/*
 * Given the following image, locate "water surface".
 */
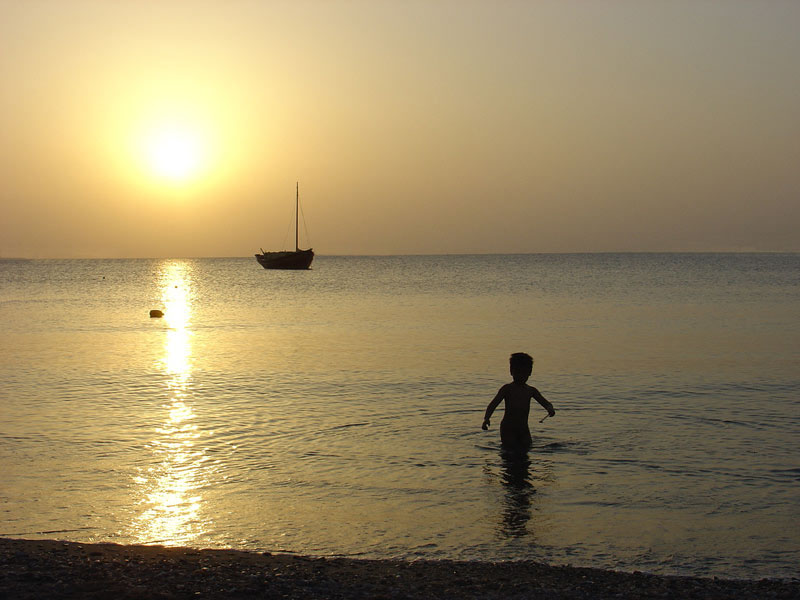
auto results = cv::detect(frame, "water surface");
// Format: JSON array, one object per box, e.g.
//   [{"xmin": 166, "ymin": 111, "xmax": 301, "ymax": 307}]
[{"xmin": 1, "ymin": 254, "xmax": 798, "ymax": 579}]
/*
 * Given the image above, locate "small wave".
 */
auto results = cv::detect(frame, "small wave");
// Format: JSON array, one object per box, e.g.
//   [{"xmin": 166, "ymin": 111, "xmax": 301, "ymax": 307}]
[
  {"xmin": 533, "ymin": 440, "xmax": 588, "ymax": 454},
  {"xmin": 474, "ymin": 443, "xmax": 499, "ymax": 452},
  {"xmin": 323, "ymin": 422, "xmax": 370, "ymax": 431},
  {"xmin": 767, "ymin": 467, "xmax": 800, "ymax": 482},
  {"xmin": 0, "ymin": 527, "xmax": 96, "ymax": 536}
]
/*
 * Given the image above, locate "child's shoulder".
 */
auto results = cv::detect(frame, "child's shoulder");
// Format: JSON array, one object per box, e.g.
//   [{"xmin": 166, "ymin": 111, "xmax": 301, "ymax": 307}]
[{"xmin": 503, "ymin": 382, "xmax": 538, "ymax": 396}]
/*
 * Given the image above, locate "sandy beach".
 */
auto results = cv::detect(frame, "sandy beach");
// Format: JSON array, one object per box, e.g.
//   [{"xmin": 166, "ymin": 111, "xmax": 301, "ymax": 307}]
[{"xmin": 1, "ymin": 538, "xmax": 797, "ymax": 600}]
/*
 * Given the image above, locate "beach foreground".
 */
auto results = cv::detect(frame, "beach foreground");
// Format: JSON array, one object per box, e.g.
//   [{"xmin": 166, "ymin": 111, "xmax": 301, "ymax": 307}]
[{"xmin": 1, "ymin": 538, "xmax": 798, "ymax": 600}]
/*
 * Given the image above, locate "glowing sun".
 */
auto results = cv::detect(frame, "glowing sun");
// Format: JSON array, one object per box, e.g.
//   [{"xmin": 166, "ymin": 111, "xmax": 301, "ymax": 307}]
[{"xmin": 144, "ymin": 127, "xmax": 206, "ymax": 182}]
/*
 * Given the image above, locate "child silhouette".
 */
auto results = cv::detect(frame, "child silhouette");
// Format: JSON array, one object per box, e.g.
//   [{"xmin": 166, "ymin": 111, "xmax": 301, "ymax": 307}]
[{"xmin": 482, "ymin": 353, "xmax": 555, "ymax": 451}]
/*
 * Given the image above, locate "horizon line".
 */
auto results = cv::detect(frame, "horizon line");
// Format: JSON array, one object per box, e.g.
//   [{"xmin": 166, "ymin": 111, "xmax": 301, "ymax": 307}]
[{"xmin": 2, "ymin": 250, "xmax": 798, "ymax": 260}]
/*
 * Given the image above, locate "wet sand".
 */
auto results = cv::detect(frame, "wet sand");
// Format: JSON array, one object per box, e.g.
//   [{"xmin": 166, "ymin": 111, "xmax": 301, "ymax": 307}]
[{"xmin": 1, "ymin": 538, "xmax": 797, "ymax": 599}]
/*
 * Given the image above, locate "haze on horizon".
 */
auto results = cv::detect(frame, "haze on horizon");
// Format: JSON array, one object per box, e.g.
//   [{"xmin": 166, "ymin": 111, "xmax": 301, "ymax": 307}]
[{"xmin": 1, "ymin": 1, "xmax": 798, "ymax": 258}]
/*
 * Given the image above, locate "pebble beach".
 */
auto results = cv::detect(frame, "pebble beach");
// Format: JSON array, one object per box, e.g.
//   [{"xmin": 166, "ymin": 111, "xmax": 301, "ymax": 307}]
[{"xmin": 2, "ymin": 538, "xmax": 798, "ymax": 600}]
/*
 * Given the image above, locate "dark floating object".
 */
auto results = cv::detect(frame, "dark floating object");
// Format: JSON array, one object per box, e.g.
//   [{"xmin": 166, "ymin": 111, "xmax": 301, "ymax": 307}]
[
  {"xmin": 149, "ymin": 309, "xmax": 164, "ymax": 318},
  {"xmin": 256, "ymin": 182, "xmax": 314, "ymax": 270}
]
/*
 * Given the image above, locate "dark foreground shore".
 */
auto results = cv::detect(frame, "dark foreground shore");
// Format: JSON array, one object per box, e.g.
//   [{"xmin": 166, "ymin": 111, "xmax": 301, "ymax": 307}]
[{"xmin": 1, "ymin": 538, "xmax": 798, "ymax": 600}]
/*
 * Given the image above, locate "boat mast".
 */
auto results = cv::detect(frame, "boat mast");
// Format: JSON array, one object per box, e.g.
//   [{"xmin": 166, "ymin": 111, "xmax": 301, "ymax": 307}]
[{"xmin": 295, "ymin": 181, "xmax": 299, "ymax": 252}]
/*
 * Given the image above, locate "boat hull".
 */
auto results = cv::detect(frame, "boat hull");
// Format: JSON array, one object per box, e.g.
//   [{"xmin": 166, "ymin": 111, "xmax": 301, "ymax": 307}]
[{"xmin": 255, "ymin": 249, "xmax": 314, "ymax": 270}]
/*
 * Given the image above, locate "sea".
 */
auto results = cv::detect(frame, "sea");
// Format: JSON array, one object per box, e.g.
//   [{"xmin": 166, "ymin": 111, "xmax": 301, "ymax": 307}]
[{"xmin": 1, "ymin": 254, "xmax": 798, "ymax": 580}]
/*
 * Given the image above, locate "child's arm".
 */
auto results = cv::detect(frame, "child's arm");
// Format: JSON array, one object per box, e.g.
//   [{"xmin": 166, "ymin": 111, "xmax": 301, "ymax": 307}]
[
  {"xmin": 532, "ymin": 387, "xmax": 556, "ymax": 417},
  {"xmin": 482, "ymin": 386, "xmax": 506, "ymax": 430}
]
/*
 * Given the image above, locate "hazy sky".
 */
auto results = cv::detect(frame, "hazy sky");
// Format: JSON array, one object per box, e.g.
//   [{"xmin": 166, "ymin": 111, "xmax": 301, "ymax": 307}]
[{"xmin": 1, "ymin": 1, "xmax": 798, "ymax": 257}]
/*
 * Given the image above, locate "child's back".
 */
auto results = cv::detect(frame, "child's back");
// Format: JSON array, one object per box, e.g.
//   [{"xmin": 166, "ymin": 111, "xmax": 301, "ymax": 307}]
[
  {"xmin": 482, "ymin": 353, "xmax": 555, "ymax": 451},
  {"xmin": 498, "ymin": 382, "xmax": 535, "ymax": 449}
]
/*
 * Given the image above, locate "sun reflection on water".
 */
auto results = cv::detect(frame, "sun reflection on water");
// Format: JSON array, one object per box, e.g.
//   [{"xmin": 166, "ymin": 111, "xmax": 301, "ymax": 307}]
[{"xmin": 132, "ymin": 260, "xmax": 211, "ymax": 546}]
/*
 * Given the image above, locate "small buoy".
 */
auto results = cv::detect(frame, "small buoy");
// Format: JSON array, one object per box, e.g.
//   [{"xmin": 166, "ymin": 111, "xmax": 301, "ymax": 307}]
[{"xmin": 149, "ymin": 309, "xmax": 164, "ymax": 318}]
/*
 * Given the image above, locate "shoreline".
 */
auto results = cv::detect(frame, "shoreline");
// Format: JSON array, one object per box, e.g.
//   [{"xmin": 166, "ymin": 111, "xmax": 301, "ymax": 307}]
[{"xmin": 2, "ymin": 538, "xmax": 798, "ymax": 599}]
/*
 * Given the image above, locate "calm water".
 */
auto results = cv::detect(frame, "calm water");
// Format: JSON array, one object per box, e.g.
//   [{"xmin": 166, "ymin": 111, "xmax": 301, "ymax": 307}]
[{"xmin": 1, "ymin": 254, "xmax": 798, "ymax": 579}]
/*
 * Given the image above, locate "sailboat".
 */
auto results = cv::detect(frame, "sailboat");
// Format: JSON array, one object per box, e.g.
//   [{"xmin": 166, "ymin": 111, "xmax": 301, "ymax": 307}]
[{"xmin": 255, "ymin": 182, "xmax": 315, "ymax": 270}]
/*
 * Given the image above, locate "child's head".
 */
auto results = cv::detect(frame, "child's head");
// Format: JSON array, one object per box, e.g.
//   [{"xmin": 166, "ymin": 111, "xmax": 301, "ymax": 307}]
[{"xmin": 509, "ymin": 352, "xmax": 533, "ymax": 383}]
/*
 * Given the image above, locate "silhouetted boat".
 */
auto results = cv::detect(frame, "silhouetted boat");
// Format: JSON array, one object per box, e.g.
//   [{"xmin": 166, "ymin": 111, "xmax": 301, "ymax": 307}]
[{"xmin": 255, "ymin": 183, "xmax": 314, "ymax": 270}]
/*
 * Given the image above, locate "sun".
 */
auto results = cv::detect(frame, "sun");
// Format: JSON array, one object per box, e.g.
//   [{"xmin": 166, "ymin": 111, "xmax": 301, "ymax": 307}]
[
  {"xmin": 120, "ymin": 97, "xmax": 233, "ymax": 191},
  {"xmin": 144, "ymin": 127, "xmax": 206, "ymax": 183}
]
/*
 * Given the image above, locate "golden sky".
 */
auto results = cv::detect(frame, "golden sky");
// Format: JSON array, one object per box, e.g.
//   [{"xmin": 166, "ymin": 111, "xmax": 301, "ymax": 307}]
[{"xmin": 1, "ymin": 1, "xmax": 798, "ymax": 257}]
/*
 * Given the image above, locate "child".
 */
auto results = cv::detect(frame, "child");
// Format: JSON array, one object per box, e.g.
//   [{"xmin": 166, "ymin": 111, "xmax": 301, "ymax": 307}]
[{"xmin": 482, "ymin": 353, "xmax": 555, "ymax": 451}]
